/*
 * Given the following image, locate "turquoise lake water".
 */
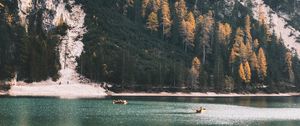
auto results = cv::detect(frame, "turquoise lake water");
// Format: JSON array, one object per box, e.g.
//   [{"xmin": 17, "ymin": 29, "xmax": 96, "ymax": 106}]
[{"xmin": 0, "ymin": 96, "xmax": 300, "ymax": 126}]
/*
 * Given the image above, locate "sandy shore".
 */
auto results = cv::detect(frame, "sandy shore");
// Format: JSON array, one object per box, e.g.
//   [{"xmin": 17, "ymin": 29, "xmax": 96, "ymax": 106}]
[
  {"xmin": 110, "ymin": 92, "xmax": 300, "ymax": 97},
  {"xmin": 3, "ymin": 82, "xmax": 300, "ymax": 98},
  {"xmin": 8, "ymin": 81, "xmax": 107, "ymax": 99}
]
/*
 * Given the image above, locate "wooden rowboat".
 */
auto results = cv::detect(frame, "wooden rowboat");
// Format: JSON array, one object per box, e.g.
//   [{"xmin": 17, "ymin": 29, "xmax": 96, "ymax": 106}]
[{"xmin": 113, "ymin": 100, "xmax": 128, "ymax": 105}]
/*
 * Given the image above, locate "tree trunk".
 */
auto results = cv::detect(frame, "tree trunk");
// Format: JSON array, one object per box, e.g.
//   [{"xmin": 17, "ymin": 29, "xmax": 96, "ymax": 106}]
[{"xmin": 202, "ymin": 45, "xmax": 206, "ymax": 64}]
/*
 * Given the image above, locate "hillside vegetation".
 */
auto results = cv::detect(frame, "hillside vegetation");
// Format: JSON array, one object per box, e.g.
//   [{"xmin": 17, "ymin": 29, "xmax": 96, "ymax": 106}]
[
  {"xmin": 77, "ymin": 0, "xmax": 300, "ymax": 93},
  {"xmin": 1, "ymin": 0, "xmax": 300, "ymax": 93}
]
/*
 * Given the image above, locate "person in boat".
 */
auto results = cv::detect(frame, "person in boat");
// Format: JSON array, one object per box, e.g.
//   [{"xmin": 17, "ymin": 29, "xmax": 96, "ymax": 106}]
[{"xmin": 196, "ymin": 107, "xmax": 206, "ymax": 113}]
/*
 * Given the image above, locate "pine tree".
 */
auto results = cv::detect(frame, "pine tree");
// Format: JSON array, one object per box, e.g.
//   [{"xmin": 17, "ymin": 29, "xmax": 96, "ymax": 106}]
[
  {"xmin": 146, "ymin": 11, "xmax": 159, "ymax": 32},
  {"xmin": 194, "ymin": 15, "xmax": 204, "ymax": 54},
  {"xmin": 229, "ymin": 48, "xmax": 237, "ymax": 64},
  {"xmin": 258, "ymin": 47, "xmax": 267, "ymax": 80}
]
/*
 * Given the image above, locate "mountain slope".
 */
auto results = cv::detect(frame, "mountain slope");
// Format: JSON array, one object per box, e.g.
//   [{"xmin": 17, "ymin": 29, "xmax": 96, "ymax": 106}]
[
  {"xmin": 1, "ymin": 0, "xmax": 300, "ymax": 93},
  {"xmin": 239, "ymin": 0, "xmax": 300, "ymax": 57},
  {"xmin": 77, "ymin": 1, "xmax": 192, "ymax": 87}
]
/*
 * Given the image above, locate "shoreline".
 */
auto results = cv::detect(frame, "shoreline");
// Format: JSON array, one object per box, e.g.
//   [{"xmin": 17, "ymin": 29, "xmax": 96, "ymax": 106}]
[
  {"xmin": 109, "ymin": 92, "xmax": 300, "ymax": 97},
  {"xmin": 1, "ymin": 91, "xmax": 300, "ymax": 98},
  {"xmin": 1, "ymin": 83, "xmax": 300, "ymax": 98}
]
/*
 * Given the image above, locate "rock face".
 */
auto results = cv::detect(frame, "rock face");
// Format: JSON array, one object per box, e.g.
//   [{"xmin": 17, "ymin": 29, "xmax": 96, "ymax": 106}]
[
  {"xmin": 17, "ymin": 0, "xmax": 87, "ymax": 84},
  {"xmin": 238, "ymin": 0, "xmax": 300, "ymax": 57}
]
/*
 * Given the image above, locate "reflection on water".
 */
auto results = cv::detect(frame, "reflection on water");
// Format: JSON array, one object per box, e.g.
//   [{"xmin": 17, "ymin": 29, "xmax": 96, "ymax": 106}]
[{"xmin": 0, "ymin": 96, "xmax": 300, "ymax": 126}]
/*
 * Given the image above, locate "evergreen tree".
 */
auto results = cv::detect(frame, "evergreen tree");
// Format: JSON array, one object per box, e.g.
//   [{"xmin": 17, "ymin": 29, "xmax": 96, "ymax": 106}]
[
  {"xmin": 249, "ymin": 51, "xmax": 259, "ymax": 83},
  {"xmin": 194, "ymin": 15, "xmax": 204, "ymax": 55}
]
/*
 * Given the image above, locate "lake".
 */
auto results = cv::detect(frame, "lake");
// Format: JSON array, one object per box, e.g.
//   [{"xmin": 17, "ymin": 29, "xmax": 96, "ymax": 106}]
[{"xmin": 0, "ymin": 96, "xmax": 300, "ymax": 126}]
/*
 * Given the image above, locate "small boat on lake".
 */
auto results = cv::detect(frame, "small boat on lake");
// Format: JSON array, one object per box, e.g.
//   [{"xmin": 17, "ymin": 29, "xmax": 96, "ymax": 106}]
[
  {"xmin": 113, "ymin": 99, "xmax": 128, "ymax": 104},
  {"xmin": 196, "ymin": 107, "xmax": 206, "ymax": 113}
]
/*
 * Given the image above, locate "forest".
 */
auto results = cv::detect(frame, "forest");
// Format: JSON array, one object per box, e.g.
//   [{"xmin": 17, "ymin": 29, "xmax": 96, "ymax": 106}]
[{"xmin": 1, "ymin": 0, "xmax": 300, "ymax": 93}]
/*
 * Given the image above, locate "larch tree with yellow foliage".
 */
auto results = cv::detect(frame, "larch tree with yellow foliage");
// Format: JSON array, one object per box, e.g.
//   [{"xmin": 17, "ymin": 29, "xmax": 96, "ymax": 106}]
[
  {"xmin": 146, "ymin": 11, "xmax": 159, "ymax": 32},
  {"xmin": 190, "ymin": 57, "xmax": 201, "ymax": 88},
  {"xmin": 239, "ymin": 63, "xmax": 246, "ymax": 82},
  {"xmin": 253, "ymin": 39, "xmax": 260, "ymax": 50},
  {"xmin": 141, "ymin": 0, "xmax": 149, "ymax": 18},
  {"xmin": 230, "ymin": 27, "xmax": 245, "ymax": 63},
  {"xmin": 199, "ymin": 11, "xmax": 214, "ymax": 64},
  {"xmin": 258, "ymin": 47, "xmax": 267, "ymax": 80},
  {"xmin": 184, "ymin": 12, "xmax": 196, "ymax": 47},
  {"xmin": 246, "ymin": 40, "xmax": 252, "ymax": 58},
  {"xmin": 239, "ymin": 61, "xmax": 251, "ymax": 83},
  {"xmin": 258, "ymin": 5, "xmax": 266, "ymax": 25},
  {"xmin": 244, "ymin": 15, "xmax": 253, "ymax": 60},
  {"xmin": 161, "ymin": 0, "xmax": 172, "ymax": 39},
  {"xmin": 244, "ymin": 15, "xmax": 252, "ymax": 44},
  {"xmin": 218, "ymin": 22, "xmax": 232, "ymax": 46},
  {"xmin": 244, "ymin": 61, "xmax": 251, "ymax": 82},
  {"xmin": 285, "ymin": 51, "xmax": 295, "ymax": 83},
  {"xmin": 249, "ymin": 52, "xmax": 259, "ymax": 72},
  {"xmin": 175, "ymin": 0, "xmax": 187, "ymax": 21}
]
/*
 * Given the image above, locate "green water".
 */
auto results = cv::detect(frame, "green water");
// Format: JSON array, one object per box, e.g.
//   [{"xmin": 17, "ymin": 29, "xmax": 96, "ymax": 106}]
[{"xmin": 0, "ymin": 96, "xmax": 300, "ymax": 126}]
